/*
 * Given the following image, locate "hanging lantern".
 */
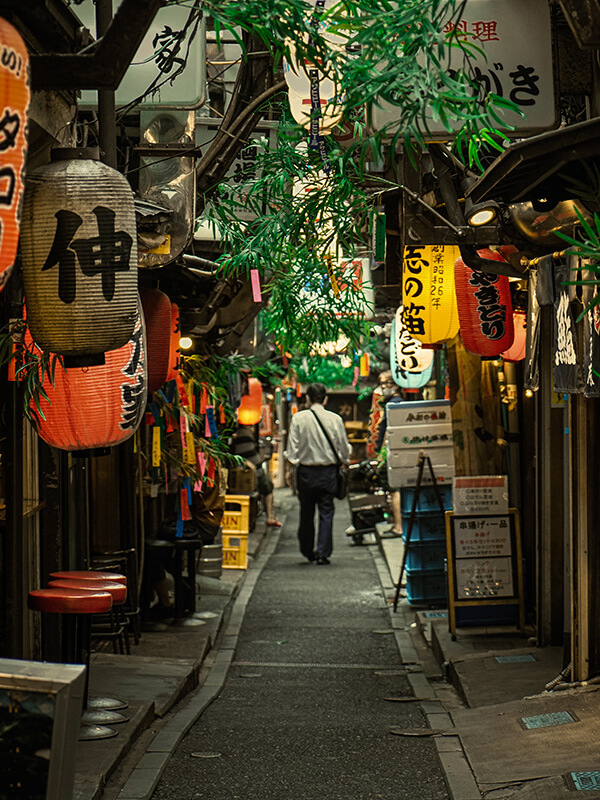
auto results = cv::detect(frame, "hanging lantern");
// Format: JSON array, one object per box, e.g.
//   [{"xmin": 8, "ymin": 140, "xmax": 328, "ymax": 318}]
[
  {"xmin": 140, "ymin": 287, "xmax": 172, "ymax": 393},
  {"xmin": 237, "ymin": 377, "xmax": 262, "ymax": 425},
  {"xmin": 30, "ymin": 308, "xmax": 147, "ymax": 451},
  {"xmin": 166, "ymin": 302, "xmax": 180, "ymax": 382},
  {"xmin": 390, "ymin": 308, "xmax": 434, "ymax": 389},
  {"xmin": 21, "ymin": 147, "xmax": 138, "ymax": 357},
  {"xmin": 455, "ymin": 250, "xmax": 515, "ymax": 357},
  {"xmin": 0, "ymin": 20, "xmax": 30, "ymax": 292},
  {"xmin": 402, "ymin": 245, "xmax": 460, "ymax": 344},
  {"xmin": 502, "ymin": 311, "xmax": 527, "ymax": 362}
]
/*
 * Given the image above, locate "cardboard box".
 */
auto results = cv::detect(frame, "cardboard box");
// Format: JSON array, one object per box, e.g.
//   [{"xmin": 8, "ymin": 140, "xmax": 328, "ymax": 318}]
[
  {"xmin": 387, "ymin": 464, "xmax": 455, "ymax": 488},
  {"xmin": 386, "ymin": 399, "xmax": 451, "ymax": 428},
  {"xmin": 387, "ymin": 445, "xmax": 455, "ymax": 470},
  {"xmin": 227, "ymin": 466, "xmax": 256, "ymax": 494},
  {"xmin": 386, "ymin": 423, "xmax": 453, "ymax": 450}
]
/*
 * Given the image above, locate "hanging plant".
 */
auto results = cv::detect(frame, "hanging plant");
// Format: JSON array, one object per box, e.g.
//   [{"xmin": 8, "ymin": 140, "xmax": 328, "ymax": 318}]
[{"xmin": 0, "ymin": 319, "xmax": 65, "ymax": 423}]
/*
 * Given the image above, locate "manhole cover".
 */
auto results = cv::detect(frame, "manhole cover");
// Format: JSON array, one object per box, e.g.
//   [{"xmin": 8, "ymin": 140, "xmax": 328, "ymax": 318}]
[
  {"xmin": 564, "ymin": 771, "xmax": 600, "ymax": 791},
  {"xmin": 520, "ymin": 711, "xmax": 578, "ymax": 730}
]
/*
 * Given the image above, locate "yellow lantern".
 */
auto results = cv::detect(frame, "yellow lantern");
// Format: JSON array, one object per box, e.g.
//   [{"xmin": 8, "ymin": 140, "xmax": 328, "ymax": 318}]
[{"xmin": 402, "ymin": 245, "xmax": 460, "ymax": 344}]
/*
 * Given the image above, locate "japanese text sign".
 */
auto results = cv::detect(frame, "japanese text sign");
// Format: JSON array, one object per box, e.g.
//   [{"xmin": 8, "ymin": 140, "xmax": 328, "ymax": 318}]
[{"xmin": 372, "ymin": 0, "xmax": 555, "ymax": 137}]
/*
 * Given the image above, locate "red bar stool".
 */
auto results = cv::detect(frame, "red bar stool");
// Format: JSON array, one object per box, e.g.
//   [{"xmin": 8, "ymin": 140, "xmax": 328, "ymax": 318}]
[
  {"xmin": 50, "ymin": 570, "xmax": 127, "ymax": 585},
  {"xmin": 28, "ymin": 587, "xmax": 118, "ymax": 740},
  {"xmin": 51, "ymin": 570, "xmax": 130, "ymax": 654}
]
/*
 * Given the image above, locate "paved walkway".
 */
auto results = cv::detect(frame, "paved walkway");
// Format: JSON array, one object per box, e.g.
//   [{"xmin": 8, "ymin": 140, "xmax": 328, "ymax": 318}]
[{"xmin": 149, "ymin": 496, "xmax": 449, "ymax": 800}]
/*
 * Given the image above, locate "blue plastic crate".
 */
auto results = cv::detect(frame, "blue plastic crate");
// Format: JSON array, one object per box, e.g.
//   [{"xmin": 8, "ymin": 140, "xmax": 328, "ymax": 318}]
[
  {"xmin": 401, "ymin": 510, "xmax": 446, "ymax": 542},
  {"xmin": 401, "ymin": 485, "xmax": 453, "ymax": 514},
  {"xmin": 405, "ymin": 541, "xmax": 447, "ymax": 572},
  {"xmin": 405, "ymin": 569, "xmax": 447, "ymax": 607}
]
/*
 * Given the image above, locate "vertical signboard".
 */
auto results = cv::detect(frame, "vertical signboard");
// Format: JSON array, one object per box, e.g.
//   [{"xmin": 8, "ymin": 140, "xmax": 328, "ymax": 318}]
[
  {"xmin": 372, "ymin": 0, "xmax": 556, "ymax": 137},
  {"xmin": 445, "ymin": 508, "xmax": 525, "ymax": 637}
]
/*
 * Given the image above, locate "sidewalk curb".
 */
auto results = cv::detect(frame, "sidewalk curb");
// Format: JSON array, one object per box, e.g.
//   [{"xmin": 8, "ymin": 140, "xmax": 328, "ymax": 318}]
[
  {"xmin": 370, "ymin": 546, "xmax": 482, "ymax": 800},
  {"xmin": 116, "ymin": 520, "xmax": 286, "ymax": 799}
]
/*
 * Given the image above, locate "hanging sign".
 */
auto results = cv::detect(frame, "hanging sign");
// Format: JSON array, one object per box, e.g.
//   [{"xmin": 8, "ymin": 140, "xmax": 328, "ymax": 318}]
[
  {"xmin": 371, "ymin": 0, "xmax": 556, "ymax": 138},
  {"xmin": 402, "ymin": 245, "xmax": 460, "ymax": 344},
  {"xmin": 390, "ymin": 306, "xmax": 434, "ymax": 389}
]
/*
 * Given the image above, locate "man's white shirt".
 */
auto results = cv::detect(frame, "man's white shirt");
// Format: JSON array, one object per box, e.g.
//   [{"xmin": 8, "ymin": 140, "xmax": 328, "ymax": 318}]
[{"xmin": 284, "ymin": 403, "xmax": 352, "ymax": 466}]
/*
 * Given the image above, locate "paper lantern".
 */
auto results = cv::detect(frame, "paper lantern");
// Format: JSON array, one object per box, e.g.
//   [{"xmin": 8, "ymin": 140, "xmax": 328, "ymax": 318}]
[
  {"xmin": 402, "ymin": 245, "xmax": 460, "ymax": 344},
  {"xmin": 0, "ymin": 20, "xmax": 29, "ymax": 292},
  {"xmin": 166, "ymin": 302, "xmax": 180, "ymax": 382},
  {"xmin": 454, "ymin": 249, "xmax": 515, "ymax": 357},
  {"xmin": 502, "ymin": 311, "xmax": 527, "ymax": 362},
  {"xmin": 237, "ymin": 377, "xmax": 262, "ymax": 425},
  {"xmin": 21, "ymin": 147, "xmax": 138, "ymax": 356},
  {"xmin": 31, "ymin": 309, "xmax": 147, "ymax": 451},
  {"xmin": 390, "ymin": 306, "xmax": 434, "ymax": 389},
  {"xmin": 140, "ymin": 287, "xmax": 172, "ymax": 393}
]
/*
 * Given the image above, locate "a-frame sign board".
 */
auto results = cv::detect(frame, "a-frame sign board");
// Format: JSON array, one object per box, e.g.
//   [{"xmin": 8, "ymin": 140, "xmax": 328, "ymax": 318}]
[{"xmin": 445, "ymin": 508, "xmax": 525, "ymax": 639}]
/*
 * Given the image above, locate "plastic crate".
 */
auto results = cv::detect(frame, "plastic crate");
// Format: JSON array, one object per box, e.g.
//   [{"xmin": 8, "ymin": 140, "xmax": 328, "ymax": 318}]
[
  {"xmin": 405, "ymin": 541, "xmax": 447, "ymax": 572},
  {"xmin": 401, "ymin": 485, "xmax": 453, "ymax": 514},
  {"xmin": 405, "ymin": 569, "xmax": 447, "ymax": 607},
  {"xmin": 401, "ymin": 510, "xmax": 446, "ymax": 542},
  {"xmin": 222, "ymin": 532, "xmax": 248, "ymax": 569},
  {"xmin": 222, "ymin": 495, "xmax": 251, "ymax": 534}
]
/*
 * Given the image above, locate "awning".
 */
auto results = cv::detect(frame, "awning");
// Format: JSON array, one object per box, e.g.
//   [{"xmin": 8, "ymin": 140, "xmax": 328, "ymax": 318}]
[{"xmin": 466, "ymin": 116, "xmax": 600, "ymax": 206}]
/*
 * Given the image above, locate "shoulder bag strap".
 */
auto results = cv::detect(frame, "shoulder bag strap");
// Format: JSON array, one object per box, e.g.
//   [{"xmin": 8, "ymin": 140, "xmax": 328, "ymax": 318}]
[{"xmin": 310, "ymin": 409, "xmax": 341, "ymax": 465}]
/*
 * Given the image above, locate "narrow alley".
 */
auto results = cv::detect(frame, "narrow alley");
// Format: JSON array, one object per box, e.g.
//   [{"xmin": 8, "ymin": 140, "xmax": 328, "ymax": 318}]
[{"xmin": 149, "ymin": 498, "xmax": 449, "ymax": 800}]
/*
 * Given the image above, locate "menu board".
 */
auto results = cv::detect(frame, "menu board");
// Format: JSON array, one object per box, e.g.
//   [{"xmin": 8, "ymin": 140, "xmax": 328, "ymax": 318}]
[{"xmin": 445, "ymin": 510, "xmax": 524, "ymax": 635}]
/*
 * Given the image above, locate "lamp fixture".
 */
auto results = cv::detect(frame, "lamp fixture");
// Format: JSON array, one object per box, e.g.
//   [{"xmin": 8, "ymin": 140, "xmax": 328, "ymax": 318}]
[
  {"xmin": 465, "ymin": 197, "xmax": 500, "ymax": 227},
  {"xmin": 179, "ymin": 336, "xmax": 193, "ymax": 350}
]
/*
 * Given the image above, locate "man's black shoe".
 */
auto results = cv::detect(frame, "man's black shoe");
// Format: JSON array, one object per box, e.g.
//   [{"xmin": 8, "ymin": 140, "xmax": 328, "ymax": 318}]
[{"xmin": 316, "ymin": 556, "xmax": 330, "ymax": 565}]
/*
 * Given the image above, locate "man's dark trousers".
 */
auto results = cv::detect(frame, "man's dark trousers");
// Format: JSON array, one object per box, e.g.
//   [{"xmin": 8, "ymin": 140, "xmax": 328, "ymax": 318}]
[{"xmin": 296, "ymin": 464, "xmax": 338, "ymax": 560}]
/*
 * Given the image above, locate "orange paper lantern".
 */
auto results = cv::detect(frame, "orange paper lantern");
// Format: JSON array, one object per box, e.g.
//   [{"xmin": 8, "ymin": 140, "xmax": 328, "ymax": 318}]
[
  {"xmin": 237, "ymin": 377, "xmax": 262, "ymax": 425},
  {"xmin": 501, "ymin": 311, "xmax": 527, "ymax": 362},
  {"xmin": 402, "ymin": 245, "xmax": 460, "ymax": 344},
  {"xmin": 140, "ymin": 287, "xmax": 172, "ymax": 393},
  {"xmin": 31, "ymin": 310, "xmax": 147, "ymax": 451},
  {"xmin": 0, "ymin": 20, "xmax": 30, "ymax": 292},
  {"xmin": 166, "ymin": 302, "xmax": 180, "ymax": 382}
]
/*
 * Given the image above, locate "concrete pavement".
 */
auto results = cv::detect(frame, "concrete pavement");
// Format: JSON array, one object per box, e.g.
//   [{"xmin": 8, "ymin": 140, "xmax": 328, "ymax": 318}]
[{"xmin": 70, "ymin": 490, "xmax": 600, "ymax": 800}]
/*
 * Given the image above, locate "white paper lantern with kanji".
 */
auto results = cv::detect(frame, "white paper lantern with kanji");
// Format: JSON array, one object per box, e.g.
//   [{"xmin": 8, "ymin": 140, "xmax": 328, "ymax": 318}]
[{"xmin": 21, "ymin": 147, "xmax": 138, "ymax": 357}]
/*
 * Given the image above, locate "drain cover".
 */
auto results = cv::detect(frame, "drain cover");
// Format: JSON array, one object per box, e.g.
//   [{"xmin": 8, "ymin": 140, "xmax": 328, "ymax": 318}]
[
  {"xmin": 564, "ymin": 771, "xmax": 600, "ymax": 791},
  {"xmin": 520, "ymin": 711, "xmax": 578, "ymax": 730},
  {"xmin": 495, "ymin": 655, "xmax": 536, "ymax": 664}
]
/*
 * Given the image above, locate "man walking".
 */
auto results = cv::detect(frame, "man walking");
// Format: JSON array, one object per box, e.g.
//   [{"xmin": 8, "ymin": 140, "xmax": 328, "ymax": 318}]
[{"xmin": 284, "ymin": 383, "xmax": 352, "ymax": 564}]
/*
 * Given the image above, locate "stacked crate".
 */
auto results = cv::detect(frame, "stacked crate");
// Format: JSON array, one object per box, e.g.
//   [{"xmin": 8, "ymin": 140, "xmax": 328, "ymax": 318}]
[
  {"xmin": 385, "ymin": 399, "xmax": 455, "ymax": 606},
  {"xmin": 401, "ymin": 485, "xmax": 452, "ymax": 606},
  {"xmin": 221, "ymin": 495, "xmax": 251, "ymax": 569}
]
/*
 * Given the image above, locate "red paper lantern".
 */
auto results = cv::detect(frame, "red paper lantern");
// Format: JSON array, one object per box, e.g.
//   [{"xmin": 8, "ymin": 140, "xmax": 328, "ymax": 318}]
[
  {"xmin": 502, "ymin": 311, "xmax": 527, "ymax": 362},
  {"xmin": 0, "ymin": 20, "xmax": 30, "ymax": 292},
  {"xmin": 31, "ymin": 310, "xmax": 147, "ymax": 451},
  {"xmin": 140, "ymin": 287, "xmax": 172, "ymax": 393},
  {"xmin": 237, "ymin": 377, "xmax": 262, "ymax": 425},
  {"xmin": 454, "ymin": 250, "xmax": 514, "ymax": 357},
  {"xmin": 166, "ymin": 302, "xmax": 180, "ymax": 382}
]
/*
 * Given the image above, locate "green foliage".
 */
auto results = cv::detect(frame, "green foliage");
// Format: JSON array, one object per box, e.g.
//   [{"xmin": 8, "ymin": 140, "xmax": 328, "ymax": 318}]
[
  {"xmin": 0, "ymin": 321, "xmax": 65, "ymax": 424},
  {"xmin": 195, "ymin": 0, "xmax": 521, "ymax": 168}
]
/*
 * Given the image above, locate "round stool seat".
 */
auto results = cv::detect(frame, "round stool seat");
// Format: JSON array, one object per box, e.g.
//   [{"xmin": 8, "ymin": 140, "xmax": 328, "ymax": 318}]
[
  {"xmin": 28, "ymin": 588, "xmax": 113, "ymax": 614},
  {"xmin": 50, "ymin": 570, "xmax": 127, "ymax": 586},
  {"xmin": 49, "ymin": 579, "xmax": 127, "ymax": 606}
]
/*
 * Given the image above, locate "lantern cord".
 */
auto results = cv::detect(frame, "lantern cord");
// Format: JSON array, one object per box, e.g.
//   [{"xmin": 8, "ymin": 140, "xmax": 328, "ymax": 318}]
[
  {"xmin": 397, "ymin": 185, "xmax": 464, "ymax": 237},
  {"xmin": 526, "ymin": 250, "xmax": 568, "ymax": 268}
]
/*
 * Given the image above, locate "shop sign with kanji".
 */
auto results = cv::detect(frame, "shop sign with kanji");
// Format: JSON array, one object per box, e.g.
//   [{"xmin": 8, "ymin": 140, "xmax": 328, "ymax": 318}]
[{"xmin": 372, "ymin": 0, "xmax": 555, "ymax": 137}]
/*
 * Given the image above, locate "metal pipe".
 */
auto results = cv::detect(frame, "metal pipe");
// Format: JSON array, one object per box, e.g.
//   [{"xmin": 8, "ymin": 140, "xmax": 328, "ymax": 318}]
[
  {"xmin": 182, "ymin": 254, "xmax": 220, "ymax": 272},
  {"xmin": 97, "ymin": 0, "xmax": 117, "ymax": 168}
]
